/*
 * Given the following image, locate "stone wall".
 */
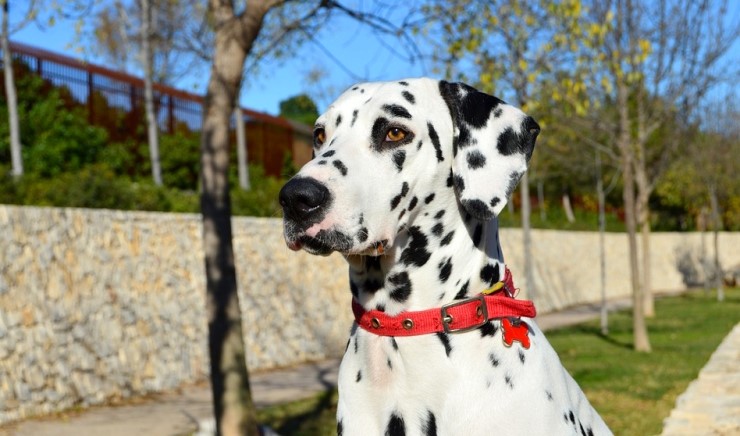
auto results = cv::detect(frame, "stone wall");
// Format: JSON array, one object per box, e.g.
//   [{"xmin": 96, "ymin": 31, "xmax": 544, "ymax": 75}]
[{"xmin": 1, "ymin": 205, "xmax": 738, "ymax": 424}]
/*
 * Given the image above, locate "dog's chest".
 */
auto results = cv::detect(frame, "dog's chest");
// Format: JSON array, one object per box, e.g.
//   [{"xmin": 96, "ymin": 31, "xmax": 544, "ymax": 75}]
[{"xmin": 339, "ymin": 323, "xmax": 536, "ymax": 409}]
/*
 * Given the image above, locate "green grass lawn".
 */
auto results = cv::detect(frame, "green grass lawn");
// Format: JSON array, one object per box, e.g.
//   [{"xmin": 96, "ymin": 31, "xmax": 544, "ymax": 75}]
[{"xmin": 257, "ymin": 288, "xmax": 739, "ymax": 435}]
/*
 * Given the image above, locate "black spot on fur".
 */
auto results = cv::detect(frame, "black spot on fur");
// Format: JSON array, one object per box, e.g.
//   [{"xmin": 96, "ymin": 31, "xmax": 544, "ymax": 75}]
[
  {"xmin": 489, "ymin": 352, "xmax": 500, "ymax": 367},
  {"xmin": 472, "ymin": 223, "xmax": 483, "ymax": 247},
  {"xmin": 364, "ymin": 279, "xmax": 383, "ymax": 294},
  {"xmin": 446, "ymin": 169, "xmax": 454, "ymax": 187},
  {"xmin": 480, "ymin": 263, "xmax": 500, "ymax": 286},
  {"xmin": 494, "ymin": 107, "xmax": 503, "ymax": 117},
  {"xmin": 386, "ymin": 413, "xmax": 406, "ymax": 436},
  {"xmin": 390, "ymin": 182, "xmax": 409, "ymax": 211},
  {"xmin": 424, "ymin": 193, "xmax": 435, "ymax": 204},
  {"xmin": 466, "ymin": 150, "xmax": 487, "ymax": 169},
  {"xmin": 432, "ymin": 223, "xmax": 444, "ymax": 237},
  {"xmin": 427, "ymin": 123, "xmax": 444, "ymax": 162},
  {"xmin": 434, "ymin": 210, "xmax": 445, "ymax": 219},
  {"xmin": 440, "ymin": 231, "xmax": 455, "ymax": 246},
  {"xmin": 356, "ymin": 370, "xmax": 362, "ymax": 382},
  {"xmin": 518, "ymin": 349, "xmax": 526, "ymax": 364},
  {"xmin": 393, "ymin": 150, "xmax": 406, "ymax": 172},
  {"xmin": 354, "ymin": 336, "xmax": 358, "ymax": 354},
  {"xmin": 587, "ymin": 427, "xmax": 594, "ymax": 436},
  {"xmin": 546, "ymin": 390, "xmax": 554, "ymax": 401},
  {"xmin": 382, "ymin": 104, "xmax": 412, "ymax": 119},
  {"xmin": 417, "ymin": 140, "xmax": 423, "ymax": 150},
  {"xmin": 436, "ymin": 332, "xmax": 452, "ymax": 357},
  {"xmin": 333, "ymin": 160, "xmax": 348, "ymax": 176},
  {"xmin": 318, "ymin": 160, "xmax": 327, "ymax": 165},
  {"xmin": 388, "ymin": 272, "xmax": 412, "ymax": 302},
  {"xmin": 399, "ymin": 226, "xmax": 431, "ymax": 267},
  {"xmin": 372, "ymin": 117, "xmax": 390, "ymax": 150},
  {"xmin": 376, "ymin": 303, "xmax": 385, "ymax": 312},
  {"xmin": 338, "ymin": 419, "xmax": 343, "ymax": 436},
  {"xmin": 387, "ymin": 358, "xmax": 392, "ymax": 369},
  {"xmin": 398, "ymin": 81, "xmax": 409, "ymax": 86},
  {"xmin": 402, "ymin": 91, "xmax": 416, "ymax": 104},
  {"xmin": 490, "ymin": 197, "xmax": 501, "ymax": 209},
  {"xmin": 351, "ymin": 109, "xmax": 358, "ymax": 126},
  {"xmin": 460, "ymin": 86, "xmax": 505, "ymax": 129},
  {"xmin": 480, "ymin": 322, "xmax": 498, "ymax": 337},
  {"xmin": 398, "ymin": 209, "xmax": 406, "ymax": 220},
  {"xmin": 462, "ymin": 199, "xmax": 494, "ymax": 220},
  {"xmin": 358, "ymin": 227, "xmax": 368, "ymax": 242},
  {"xmin": 336, "ymin": 114, "xmax": 342, "ymax": 127},
  {"xmin": 438, "ymin": 258, "xmax": 452, "ymax": 283},
  {"xmin": 453, "ymin": 175, "xmax": 465, "ymax": 194},
  {"xmin": 505, "ymin": 374, "xmax": 514, "ymax": 389},
  {"xmin": 322, "ymin": 150, "xmax": 336, "ymax": 157},
  {"xmin": 456, "ymin": 124, "xmax": 472, "ymax": 154},
  {"xmin": 569, "ymin": 411, "xmax": 576, "ymax": 424},
  {"xmin": 408, "ymin": 196, "xmax": 418, "ymax": 211},
  {"xmin": 391, "ymin": 338, "xmax": 398, "ymax": 350},
  {"xmin": 496, "ymin": 127, "xmax": 521, "ymax": 156},
  {"xmin": 454, "ymin": 280, "xmax": 469, "ymax": 299},
  {"xmin": 422, "ymin": 411, "xmax": 437, "ymax": 436},
  {"xmin": 580, "ymin": 423, "xmax": 587, "ymax": 436}
]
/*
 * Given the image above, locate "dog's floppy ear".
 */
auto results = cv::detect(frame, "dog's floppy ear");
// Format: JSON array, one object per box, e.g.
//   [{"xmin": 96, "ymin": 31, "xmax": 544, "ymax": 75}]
[{"xmin": 439, "ymin": 81, "xmax": 540, "ymax": 220}]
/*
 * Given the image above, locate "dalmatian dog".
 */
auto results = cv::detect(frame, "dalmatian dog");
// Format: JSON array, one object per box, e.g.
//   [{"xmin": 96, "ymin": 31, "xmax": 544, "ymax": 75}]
[{"xmin": 279, "ymin": 78, "xmax": 611, "ymax": 436}]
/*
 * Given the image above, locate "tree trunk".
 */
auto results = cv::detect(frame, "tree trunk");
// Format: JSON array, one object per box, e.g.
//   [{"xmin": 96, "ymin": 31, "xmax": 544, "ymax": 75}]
[
  {"xmin": 521, "ymin": 172, "xmax": 535, "ymax": 301},
  {"xmin": 709, "ymin": 185, "xmax": 724, "ymax": 302},
  {"xmin": 639, "ymin": 208, "xmax": 654, "ymax": 316},
  {"xmin": 201, "ymin": 2, "xmax": 278, "ymax": 434},
  {"xmin": 1, "ymin": 0, "xmax": 22, "ymax": 177},
  {"xmin": 616, "ymin": 71, "xmax": 651, "ymax": 352},
  {"xmin": 234, "ymin": 107, "xmax": 250, "ymax": 190},
  {"xmin": 596, "ymin": 150, "xmax": 608, "ymax": 335},
  {"xmin": 142, "ymin": 0, "xmax": 162, "ymax": 186},
  {"xmin": 537, "ymin": 179, "xmax": 546, "ymax": 222},
  {"xmin": 562, "ymin": 193, "xmax": 575, "ymax": 223}
]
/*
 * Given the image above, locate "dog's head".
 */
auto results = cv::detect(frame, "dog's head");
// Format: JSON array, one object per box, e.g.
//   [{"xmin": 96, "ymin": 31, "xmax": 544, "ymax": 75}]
[{"xmin": 279, "ymin": 78, "xmax": 539, "ymax": 256}]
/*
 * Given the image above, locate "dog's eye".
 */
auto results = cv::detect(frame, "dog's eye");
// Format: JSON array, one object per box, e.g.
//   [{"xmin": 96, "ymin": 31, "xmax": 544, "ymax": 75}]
[
  {"xmin": 313, "ymin": 128, "xmax": 326, "ymax": 146},
  {"xmin": 386, "ymin": 128, "xmax": 407, "ymax": 142}
]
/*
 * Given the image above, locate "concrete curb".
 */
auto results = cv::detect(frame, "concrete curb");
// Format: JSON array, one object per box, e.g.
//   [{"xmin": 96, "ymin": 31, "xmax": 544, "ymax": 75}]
[{"xmin": 661, "ymin": 322, "xmax": 740, "ymax": 436}]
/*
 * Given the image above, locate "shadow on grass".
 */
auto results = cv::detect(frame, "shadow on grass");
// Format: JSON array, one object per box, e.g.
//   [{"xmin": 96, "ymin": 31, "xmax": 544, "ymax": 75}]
[
  {"xmin": 268, "ymin": 389, "xmax": 337, "ymax": 436},
  {"xmin": 258, "ymin": 363, "xmax": 339, "ymax": 435},
  {"xmin": 569, "ymin": 324, "xmax": 635, "ymax": 350}
]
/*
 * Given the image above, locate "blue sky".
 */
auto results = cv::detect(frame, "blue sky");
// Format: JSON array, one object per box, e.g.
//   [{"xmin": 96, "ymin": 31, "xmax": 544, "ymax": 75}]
[
  {"xmin": 9, "ymin": 2, "xmax": 739, "ymax": 115},
  {"xmin": 8, "ymin": 4, "xmax": 429, "ymax": 115}
]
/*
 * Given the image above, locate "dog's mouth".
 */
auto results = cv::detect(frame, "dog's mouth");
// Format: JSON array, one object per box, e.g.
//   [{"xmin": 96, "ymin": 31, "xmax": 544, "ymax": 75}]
[{"xmin": 284, "ymin": 226, "xmax": 389, "ymax": 256}]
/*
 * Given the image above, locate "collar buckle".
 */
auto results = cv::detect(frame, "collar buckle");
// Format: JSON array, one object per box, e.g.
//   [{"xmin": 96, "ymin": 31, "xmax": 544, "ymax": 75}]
[{"xmin": 440, "ymin": 294, "xmax": 489, "ymax": 334}]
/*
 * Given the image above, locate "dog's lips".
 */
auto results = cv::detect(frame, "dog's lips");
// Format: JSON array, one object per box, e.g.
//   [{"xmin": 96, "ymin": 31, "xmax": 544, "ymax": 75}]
[{"xmin": 286, "ymin": 239, "xmax": 303, "ymax": 251}]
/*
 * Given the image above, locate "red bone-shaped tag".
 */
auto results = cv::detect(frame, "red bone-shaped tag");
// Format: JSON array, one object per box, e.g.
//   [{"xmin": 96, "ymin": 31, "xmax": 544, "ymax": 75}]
[{"xmin": 502, "ymin": 318, "xmax": 530, "ymax": 349}]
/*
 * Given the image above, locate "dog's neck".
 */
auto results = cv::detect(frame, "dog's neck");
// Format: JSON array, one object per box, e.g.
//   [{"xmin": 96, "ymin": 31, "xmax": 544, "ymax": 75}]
[{"xmin": 345, "ymin": 205, "xmax": 506, "ymax": 315}]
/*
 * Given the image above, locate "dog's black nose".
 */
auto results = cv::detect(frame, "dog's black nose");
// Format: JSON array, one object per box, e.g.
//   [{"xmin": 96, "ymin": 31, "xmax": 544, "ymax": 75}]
[{"xmin": 279, "ymin": 177, "xmax": 331, "ymax": 223}]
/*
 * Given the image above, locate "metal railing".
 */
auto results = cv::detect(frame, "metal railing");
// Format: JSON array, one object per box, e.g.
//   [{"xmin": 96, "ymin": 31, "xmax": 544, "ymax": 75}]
[{"xmin": 1, "ymin": 41, "xmax": 311, "ymax": 177}]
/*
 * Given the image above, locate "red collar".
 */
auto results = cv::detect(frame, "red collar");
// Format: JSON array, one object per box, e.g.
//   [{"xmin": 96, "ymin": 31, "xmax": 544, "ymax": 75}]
[{"xmin": 352, "ymin": 267, "xmax": 536, "ymax": 337}]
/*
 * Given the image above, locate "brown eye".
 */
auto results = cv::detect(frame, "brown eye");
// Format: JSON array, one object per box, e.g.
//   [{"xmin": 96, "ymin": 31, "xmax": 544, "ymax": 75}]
[
  {"xmin": 314, "ymin": 128, "xmax": 326, "ymax": 146},
  {"xmin": 386, "ymin": 127, "xmax": 407, "ymax": 142}
]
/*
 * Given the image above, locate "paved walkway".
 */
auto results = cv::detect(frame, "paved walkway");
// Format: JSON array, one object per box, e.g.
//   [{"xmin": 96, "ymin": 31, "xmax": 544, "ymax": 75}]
[
  {"xmin": 1, "ymin": 294, "xmax": 735, "ymax": 436},
  {"xmin": 661, "ymin": 322, "xmax": 740, "ymax": 436}
]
